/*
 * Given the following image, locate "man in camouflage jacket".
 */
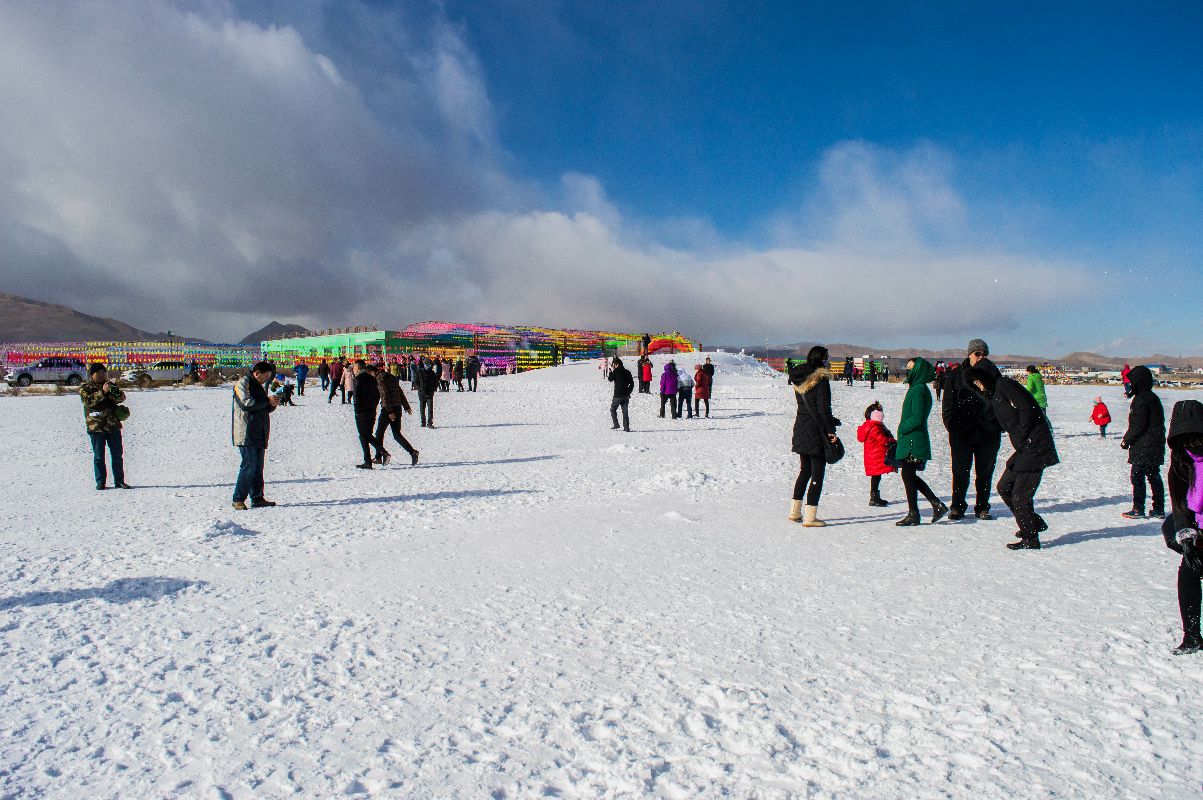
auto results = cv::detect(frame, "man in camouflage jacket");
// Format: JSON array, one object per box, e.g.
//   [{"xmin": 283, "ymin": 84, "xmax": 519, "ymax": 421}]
[{"xmin": 80, "ymin": 363, "xmax": 129, "ymax": 489}]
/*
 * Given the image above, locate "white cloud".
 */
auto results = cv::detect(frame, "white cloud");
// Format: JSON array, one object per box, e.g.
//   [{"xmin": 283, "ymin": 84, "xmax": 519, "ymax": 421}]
[{"xmin": 0, "ymin": 1, "xmax": 1091, "ymax": 346}]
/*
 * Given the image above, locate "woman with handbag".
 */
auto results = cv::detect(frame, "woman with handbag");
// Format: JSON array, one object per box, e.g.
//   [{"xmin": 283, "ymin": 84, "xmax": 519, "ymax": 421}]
[
  {"xmin": 895, "ymin": 357, "xmax": 949, "ymax": 526},
  {"xmin": 788, "ymin": 346, "xmax": 842, "ymax": 526}
]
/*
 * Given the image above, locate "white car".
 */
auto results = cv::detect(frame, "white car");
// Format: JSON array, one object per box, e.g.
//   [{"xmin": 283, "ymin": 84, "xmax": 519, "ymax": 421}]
[{"xmin": 4, "ymin": 357, "xmax": 88, "ymax": 387}]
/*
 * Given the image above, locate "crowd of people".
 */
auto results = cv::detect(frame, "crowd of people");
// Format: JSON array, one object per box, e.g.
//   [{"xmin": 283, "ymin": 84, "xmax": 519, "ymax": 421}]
[
  {"xmin": 75, "ymin": 337, "xmax": 1203, "ymax": 655},
  {"xmin": 785, "ymin": 338, "xmax": 1202, "ymax": 655},
  {"xmin": 605, "ymin": 355, "xmax": 716, "ymax": 431}
]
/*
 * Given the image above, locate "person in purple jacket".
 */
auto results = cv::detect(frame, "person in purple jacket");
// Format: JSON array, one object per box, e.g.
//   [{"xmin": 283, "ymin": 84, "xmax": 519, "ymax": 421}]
[{"xmin": 659, "ymin": 360, "xmax": 680, "ymax": 419}]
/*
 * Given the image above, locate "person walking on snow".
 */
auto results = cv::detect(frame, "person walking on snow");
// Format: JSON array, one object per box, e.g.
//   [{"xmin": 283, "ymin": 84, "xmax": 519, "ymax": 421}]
[
  {"xmin": 351, "ymin": 361, "xmax": 383, "ymax": 469},
  {"xmin": 318, "ymin": 359, "xmax": 330, "ymax": 391},
  {"xmin": 845, "ymin": 356, "xmax": 855, "ymax": 386},
  {"xmin": 1121, "ymin": 365, "xmax": 1166, "ymax": 519},
  {"xmin": 1162, "ymin": 399, "xmax": 1203, "ymax": 654},
  {"xmin": 1121, "ymin": 363, "xmax": 1132, "ymax": 392},
  {"xmin": 231, "ymin": 361, "xmax": 279, "ymax": 510},
  {"xmin": 677, "ymin": 364, "xmax": 694, "ymax": 419},
  {"xmin": 81, "ymin": 363, "xmax": 131, "ymax": 490},
  {"xmin": 942, "ymin": 339, "xmax": 1003, "ymax": 521},
  {"xmin": 373, "ymin": 364, "xmax": 419, "ymax": 466},
  {"xmin": 639, "ymin": 356, "xmax": 653, "ymax": 394},
  {"xmin": 788, "ymin": 346, "xmax": 841, "ymax": 526},
  {"xmin": 964, "ymin": 364, "xmax": 1058, "ymax": 550},
  {"xmin": 607, "ymin": 356, "xmax": 634, "ymax": 431},
  {"xmin": 894, "ymin": 358, "xmax": 949, "ymax": 526},
  {"xmin": 660, "ymin": 361, "xmax": 680, "ymax": 419},
  {"xmin": 328, "ymin": 358, "xmax": 346, "ymax": 403},
  {"xmin": 857, "ymin": 401, "xmax": 896, "ymax": 507},
  {"xmin": 694, "ymin": 363, "xmax": 712, "ymax": 418},
  {"xmin": 866, "ymin": 359, "xmax": 877, "ymax": 389},
  {"xmin": 1091, "ymin": 396, "xmax": 1112, "ymax": 438}
]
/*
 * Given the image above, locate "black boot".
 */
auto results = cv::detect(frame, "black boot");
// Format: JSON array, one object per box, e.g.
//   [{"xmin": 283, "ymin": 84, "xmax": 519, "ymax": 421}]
[
  {"xmin": 895, "ymin": 511, "xmax": 920, "ymax": 527},
  {"xmin": 948, "ymin": 507, "xmax": 966, "ymax": 521},
  {"xmin": 868, "ymin": 492, "xmax": 889, "ymax": 507},
  {"xmin": 1006, "ymin": 537, "xmax": 1041, "ymax": 550},
  {"xmin": 930, "ymin": 501, "xmax": 949, "ymax": 524},
  {"xmin": 1173, "ymin": 635, "xmax": 1203, "ymax": 655}
]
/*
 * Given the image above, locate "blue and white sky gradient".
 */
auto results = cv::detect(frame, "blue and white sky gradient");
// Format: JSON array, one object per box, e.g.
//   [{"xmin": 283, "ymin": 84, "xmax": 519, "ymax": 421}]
[{"xmin": 1, "ymin": 1, "xmax": 1200, "ymax": 353}]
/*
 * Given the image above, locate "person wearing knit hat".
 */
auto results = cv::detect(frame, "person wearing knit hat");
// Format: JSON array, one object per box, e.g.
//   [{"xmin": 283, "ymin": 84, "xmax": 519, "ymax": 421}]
[{"xmin": 940, "ymin": 338, "xmax": 1003, "ymax": 521}]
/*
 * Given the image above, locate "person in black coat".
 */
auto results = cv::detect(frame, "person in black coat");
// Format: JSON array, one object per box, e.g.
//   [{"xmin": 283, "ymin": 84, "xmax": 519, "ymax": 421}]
[
  {"xmin": 351, "ymin": 361, "xmax": 383, "ymax": 469},
  {"xmin": 1163, "ymin": 399, "xmax": 1203, "ymax": 654},
  {"xmin": 964, "ymin": 365, "xmax": 1058, "ymax": 550},
  {"xmin": 942, "ymin": 339, "xmax": 1004, "ymax": 520},
  {"xmin": 607, "ymin": 357, "xmax": 634, "ymax": 432},
  {"xmin": 1121, "ymin": 365, "xmax": 1166, "ymax": 518},
  {"xmin": 844, "ymin": 356, "xmax": 855, "ymax": 386},
  {"xmin": 416, "ymin": 358, "xmax": 440, "ymax": 428},
  {"xmin": 788, "ymin": 345, "xmax": 841, "ymax": 526}
]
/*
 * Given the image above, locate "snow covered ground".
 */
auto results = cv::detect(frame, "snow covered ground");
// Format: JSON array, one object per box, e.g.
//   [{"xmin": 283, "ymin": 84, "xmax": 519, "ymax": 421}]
[{"xmin": 1, "ymin": 353, "xmax": 1201, "ymax": 799}]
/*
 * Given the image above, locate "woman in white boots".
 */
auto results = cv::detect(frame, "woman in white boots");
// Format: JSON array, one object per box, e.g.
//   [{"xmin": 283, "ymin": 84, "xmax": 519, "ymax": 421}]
[{"xmin": 788, "ymin": 345, "xmax": 841, "ymax": 526}]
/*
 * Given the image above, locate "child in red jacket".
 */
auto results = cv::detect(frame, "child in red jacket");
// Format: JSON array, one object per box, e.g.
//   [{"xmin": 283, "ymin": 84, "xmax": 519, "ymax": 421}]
[
  {"xmin": 857, "ymin": 401, "xmax": 897, "ymax": 507},
  {"xmin": 1091, "ymin": 396, "xmax": 1112, "ymax": 438}
]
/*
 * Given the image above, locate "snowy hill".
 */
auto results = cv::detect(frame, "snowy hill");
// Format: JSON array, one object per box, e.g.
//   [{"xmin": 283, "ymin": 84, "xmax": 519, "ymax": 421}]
[{"xmin": 0, "ymin": 366, "xmax": 1200, "ymax": 797}]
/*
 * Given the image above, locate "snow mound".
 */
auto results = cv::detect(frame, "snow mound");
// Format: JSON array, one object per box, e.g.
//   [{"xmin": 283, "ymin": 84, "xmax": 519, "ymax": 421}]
[
  {"xmin": 663, "ymin": 510, "xmax": 699, "ymax": 524},
  {"xmin": 199, "ymin": 518, "xmax": 258, "ymax": 538},
  {"xmin": 605, "ymin": 443, "xmax": 646, "ymax": 454},
  {"xmin": 651, "ymin": 469, "xmax": 714, "ymax": 490}
]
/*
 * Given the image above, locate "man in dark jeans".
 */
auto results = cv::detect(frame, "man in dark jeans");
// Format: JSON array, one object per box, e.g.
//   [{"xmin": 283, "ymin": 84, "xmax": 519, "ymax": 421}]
[
  {"xmin": 328, "ymin": 358, "xmax": 345, "ymax": 403},
  {"xmin": 352, "ymin": 361, "xmax": 382, "ymax": 469},
  {"xmin": 417, "ymin": 358, "xmax": 440, "ymax": 428},
  {"xmin": 374, "ymin": 365, "xmax": 419, "ymax": 465},
  {"xmin": 466, "ymin": 355, "xmax": 481, "ymax": 392},
  {"xmin": 942, "ymin": 339, "xmax": 1003, "ymax": 521},
  {"xmin": 607, "ymin": 357, "xmax": 634, "ymax": 431},
  {"xmin": 80, "ymin": 363, "xmax": 131, "ymax": 490},
  {"xmin": 231, "ymin": 361, "xmax": 279, "ymax": 510}
]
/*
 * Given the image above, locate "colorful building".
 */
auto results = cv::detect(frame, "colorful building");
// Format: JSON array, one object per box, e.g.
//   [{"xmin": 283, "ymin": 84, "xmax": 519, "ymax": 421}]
[{"xmin": 260, "ymin": 323, "xmax": 698, "ymax": 372}]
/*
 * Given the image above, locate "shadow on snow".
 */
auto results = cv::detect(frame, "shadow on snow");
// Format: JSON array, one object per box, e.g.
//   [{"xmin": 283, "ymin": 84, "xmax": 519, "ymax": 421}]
[
  {"xmin": 0, "ymin": 577, "xmax": 203, "ymax": 611},
  {"xmin": 289, "ymin": 488, "xmax": 537, "ymax": 508}
]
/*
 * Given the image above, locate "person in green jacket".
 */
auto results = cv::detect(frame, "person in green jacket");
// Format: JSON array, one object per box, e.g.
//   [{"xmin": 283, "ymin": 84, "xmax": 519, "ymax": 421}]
[
  {"xmin": 895, "ymin": 357, "xmax": 949, "ymax": 526},
  {"xmin": 1025, "ymin": 365, "xmax": 1048, "ymax": 409}
]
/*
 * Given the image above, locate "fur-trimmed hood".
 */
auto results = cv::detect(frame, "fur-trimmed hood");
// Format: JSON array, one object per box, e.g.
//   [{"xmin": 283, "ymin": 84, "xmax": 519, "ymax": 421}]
[{"xmin": 792, "ymin": 366, "xmax": 832, "ymax": 395}]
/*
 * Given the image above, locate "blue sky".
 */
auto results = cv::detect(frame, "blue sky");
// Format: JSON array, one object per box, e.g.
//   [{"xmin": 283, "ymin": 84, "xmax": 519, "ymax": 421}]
[{"xmin": 2, "ymin": 1, "xmax": 1201, "ymax": 354}]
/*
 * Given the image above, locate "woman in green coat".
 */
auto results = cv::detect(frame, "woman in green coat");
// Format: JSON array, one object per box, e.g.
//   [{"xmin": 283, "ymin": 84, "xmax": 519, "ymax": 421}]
[{"xmin": 895, "ymin": 357, "xmax": 949, "ymax": 526}]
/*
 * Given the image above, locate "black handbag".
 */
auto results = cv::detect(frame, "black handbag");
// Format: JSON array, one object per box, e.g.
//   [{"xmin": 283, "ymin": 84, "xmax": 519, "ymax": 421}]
[{"xmin": 802, "ymin": 387, "xmax": 844, "ymax": 465}]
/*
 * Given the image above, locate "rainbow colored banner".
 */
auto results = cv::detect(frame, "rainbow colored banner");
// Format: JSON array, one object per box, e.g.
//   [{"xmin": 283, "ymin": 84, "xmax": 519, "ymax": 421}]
[{"xmin": 2, "ymin": 341, "xmax": 259, "ymax": 370}]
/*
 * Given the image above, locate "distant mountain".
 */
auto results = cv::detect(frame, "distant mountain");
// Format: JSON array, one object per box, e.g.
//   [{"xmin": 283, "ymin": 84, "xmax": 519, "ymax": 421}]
[
  {"xmin": 241, "ymin": 321, "xmax": 309, "ymax": 345},
  {"xmin": 0, "ymin": 292, "xmax": 159, "ymax": 342},
  {"xmin": 718, "ymin": 341, "xmax": 1203, "ymax": 371}
]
